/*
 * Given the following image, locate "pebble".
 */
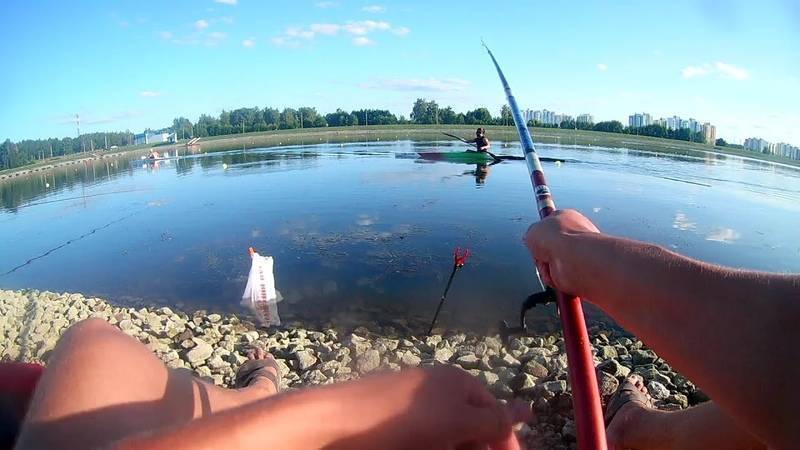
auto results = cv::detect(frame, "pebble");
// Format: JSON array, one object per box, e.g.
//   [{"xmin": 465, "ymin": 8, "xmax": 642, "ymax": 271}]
[{"xmin": 186, "ymin": 338, "xmax": 213, "ymax": 365}]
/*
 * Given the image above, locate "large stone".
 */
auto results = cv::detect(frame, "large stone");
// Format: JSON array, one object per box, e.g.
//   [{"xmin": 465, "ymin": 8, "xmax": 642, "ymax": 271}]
[
  {"xmin": 207, "ymin": 313, "xmax": 222, "ymax": 323},
  {"xmin": 631, "ymin": 349, "xmax": 657, "ymax": 365},
  {"xmin": 647, "ymin": 381, "xmax": 670, "ymax": 400},
  {"xmin": 118, "ymin": 319, "xmax": 135, "ymax": 331},
  {"xmin": 401, "ymin": 352, "xmax": 421, "ymax": 367},
  {"xmin": 494, "ymin": 353, "xmax": 521, "ymax": 368},
  {"xmin": 478, "ymin": 371, "xmax": 500, "ymax": 386},
  {"xmin": 455, "ymin": 354, "xmax": 480, "ymax": 370},
  {"xmin": 484, "ymin": 336, "xmax": 503, "ymax": 353},
  {"xmin": 185, "ymin": 338, "xmax": 213, "ymax": 365},
  {"xmin": 597, "ymin": 359, "xmax": 630, "ymax": 378},
  {"xmin": 522, "ymin": 360, "xmax": 549, "ymax": 378},
  {"xmin": 294, "ymin": 349, "xmax": 318, "ymax": 370},
  {"xmin": 345, "ymin": 333, "xmax": 371, "ymax": 356},
  {"xmin": 433, "ymin": 347, "xmax": 454, "ymax": 363},
  {"xmin": 510, "ymin": 373, "xmax": 538, "ymax": 395},
  {"xmin": 596, "ymin": 345, "xmax": 618, "ymax": 360},
  {"xmin": 596, "ymin": 370, "xmax": 620, "ymax": 400},
  {"xmin": 357, "ymin": 349, "xmax": 381, "ymax": 373},
  {"xmin": 543, "ymin": 380, "xmax": 567, "ymax": 395},
  {"xmin": 667, "ymin": 393, "xmax": 689, "ymax": 409},
  {"xmin": 207, "ymin": 354, "xmax": 229, "ymax": 370}
]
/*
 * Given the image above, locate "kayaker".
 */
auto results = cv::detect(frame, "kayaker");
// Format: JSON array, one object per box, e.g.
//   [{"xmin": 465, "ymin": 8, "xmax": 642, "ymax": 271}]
[
  {"xmin": 147, "ymin": 149, "xmax": 160, "ymax": 160},
  {"xmin": 466, "ymin": 127, "xmax": 491, "ymax": 153}
]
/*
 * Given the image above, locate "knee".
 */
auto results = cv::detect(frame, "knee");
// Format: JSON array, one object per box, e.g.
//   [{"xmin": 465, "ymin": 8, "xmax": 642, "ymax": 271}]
[{"xmin": 60, "ymin": 318, "xmax": 117, "ymax": 344}]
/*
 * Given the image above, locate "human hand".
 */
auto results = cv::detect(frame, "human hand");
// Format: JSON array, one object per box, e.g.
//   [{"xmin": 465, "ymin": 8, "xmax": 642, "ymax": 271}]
[
  {"xmin": 329, "ymin": 366, "xmax": 531, "ymax": 450},
  {"xmin": 523, "ymin": 209, "xmax": 600, "ymax": 295}
]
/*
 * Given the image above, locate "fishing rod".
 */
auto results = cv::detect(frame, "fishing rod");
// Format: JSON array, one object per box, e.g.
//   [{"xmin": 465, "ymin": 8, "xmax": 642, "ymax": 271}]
[{"xmin": 483, "ymin": 43, "xmax": 607, "ymax": 449}]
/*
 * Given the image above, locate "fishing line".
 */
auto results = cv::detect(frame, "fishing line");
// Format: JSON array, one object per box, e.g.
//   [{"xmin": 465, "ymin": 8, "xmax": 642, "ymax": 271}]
[{"xmin": 0, "ymin": 210, "xmax": 142, "ymax": 277}]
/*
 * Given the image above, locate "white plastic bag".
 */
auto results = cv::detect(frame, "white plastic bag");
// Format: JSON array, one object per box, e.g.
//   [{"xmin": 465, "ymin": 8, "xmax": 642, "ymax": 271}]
[{"xmin": 241, "ymin": 248, "xmax": 282, "ymax": 327}]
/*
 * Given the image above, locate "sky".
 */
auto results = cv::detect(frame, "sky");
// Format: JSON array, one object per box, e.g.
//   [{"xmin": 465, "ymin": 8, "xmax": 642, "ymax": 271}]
[{"xmin": 1, "ymin": 0, "xmax": 799, "ymax": 146}]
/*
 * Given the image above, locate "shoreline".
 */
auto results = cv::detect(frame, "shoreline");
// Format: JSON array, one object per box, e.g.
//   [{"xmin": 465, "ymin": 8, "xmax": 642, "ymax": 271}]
[
  {"xmin": 2, "ymin": 126, "xmax": 798, "ymax": 182},
  {"xmin": 0, "ymin": 288, "xmax": 704, "ymax": 447}
]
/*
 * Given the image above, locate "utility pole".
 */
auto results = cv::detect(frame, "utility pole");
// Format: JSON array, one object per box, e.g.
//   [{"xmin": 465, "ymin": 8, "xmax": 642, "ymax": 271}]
[
  {"xmin": 364, "ymin": 110, "xmax": 368, "ymax": 126},
  {"xmin": 104, "ymin": 134, "xmax": 108, "ymax": 150}
]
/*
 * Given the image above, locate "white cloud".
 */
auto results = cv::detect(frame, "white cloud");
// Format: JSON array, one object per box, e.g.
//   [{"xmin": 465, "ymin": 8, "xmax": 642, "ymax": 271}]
[
  {"xmin": 310, "ymin": 23, "xmax": 340, "ymax": 35},
  {"xmin": 713, "ymin": 62, "xmax": 749, "ymax": 80},
  {"xmin": 194, "ymin": 19, "xmax": 209, "ymax": 30},
  {"xmin": 158, "ymin": 31, "xmax": 173, "ymax": 40},
  {"xmin": 242, "ymin": 38, "xmax": 255, "ymax": 48},
  {"xmin": 139, "ymin": 91, "xmax": 164, "ymax": 98},
  {"xmin": 362, "ymin": 5, "xmax": 386, "ymax": 13},
  {"xmin": 352, "ymin": 36, "xmax": 374, "ymax": 46},
  {"xmin": 391, "ymin": 26, "xmax": 410, "ymax": 36},
  {"xmin": 214, "ymin": 0, "xmax": 237, "ymax": 4},
  {"xmin": 343, "ymin": 20, "xmax": 390, "ymax": 35},
  {"xmin": 273, "ymin": 20, "xmax": 409, "ymax": 47},
  {"xmin": 596, "ymin": 63, "xmax": 607, "ymax": 71},
  {"xmin": 206, "ymin": 31, "xmax": 227, "ymax": 46},
  {"xmin": 315, "ymin": 1, "xmax": 338, "ymax": 7},
  {"xmin": 681, "ymin": 61, "xmax": 750, "ymax": 80},
  {"xmin": 359, "ymin": 77, "xmax": 470, "ymax": 92}
]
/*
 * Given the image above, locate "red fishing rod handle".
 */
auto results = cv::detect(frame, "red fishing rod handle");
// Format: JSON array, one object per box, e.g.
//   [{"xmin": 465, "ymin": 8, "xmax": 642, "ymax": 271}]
[{"xmin": 557, "ymin": 291, "xmax": 607, "ymax": 449}]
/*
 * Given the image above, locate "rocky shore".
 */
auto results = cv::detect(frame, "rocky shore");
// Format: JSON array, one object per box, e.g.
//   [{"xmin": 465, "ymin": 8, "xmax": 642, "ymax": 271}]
[{"xmin": 0, "ymin": 289, "xmax": 705, "ymax": 448}]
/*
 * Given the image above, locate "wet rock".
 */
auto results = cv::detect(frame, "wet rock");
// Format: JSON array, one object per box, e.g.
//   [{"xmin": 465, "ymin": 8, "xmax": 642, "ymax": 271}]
[{"xmin": 357, "ymin": 349, "xmax": 381, "ymax": 373}]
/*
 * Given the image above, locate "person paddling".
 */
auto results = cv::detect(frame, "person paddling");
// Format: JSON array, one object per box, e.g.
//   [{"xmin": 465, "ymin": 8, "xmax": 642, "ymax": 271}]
[{"xmin": 465, "ymin": 127, "xmax": 491, "ymax": 153}]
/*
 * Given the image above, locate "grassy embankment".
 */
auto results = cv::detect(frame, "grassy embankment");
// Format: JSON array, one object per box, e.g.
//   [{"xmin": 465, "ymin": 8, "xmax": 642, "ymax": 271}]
[{"xmin": 2, "ymin": 125, "xmax": 798, "ymax": 180}]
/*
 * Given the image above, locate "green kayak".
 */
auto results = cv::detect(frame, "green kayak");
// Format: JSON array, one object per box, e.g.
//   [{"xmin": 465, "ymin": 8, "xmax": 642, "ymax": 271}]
[{"xmin": 417, "ymin": 151, "xmax": 496, "ymax": 164}]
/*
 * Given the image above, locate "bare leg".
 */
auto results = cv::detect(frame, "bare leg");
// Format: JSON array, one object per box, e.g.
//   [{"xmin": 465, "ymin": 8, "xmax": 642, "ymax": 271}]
[
  {"xmin": 607, "ymin": 379, "xmax": 764, "ymax": 450},
  {"xmin": 15, "ymin": 318, "xmax": 278, "ymax": 450}
]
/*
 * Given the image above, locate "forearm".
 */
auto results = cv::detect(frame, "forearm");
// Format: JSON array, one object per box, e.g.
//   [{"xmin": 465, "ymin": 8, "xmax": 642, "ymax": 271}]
[
  {"xmin": 111, "ymin": 388, "xmax": 352, "ymax": 450},
  {"xmin": 564, "ymin": 232, "xmax": 800, "ymax": 448}
]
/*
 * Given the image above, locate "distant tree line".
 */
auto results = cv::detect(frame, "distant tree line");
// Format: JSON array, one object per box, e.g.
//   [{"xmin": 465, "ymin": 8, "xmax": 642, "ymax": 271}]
[
  {"xmin": 2, "ymin": 98, "xmax": 718, "ymax": 171},
  {"xmin": 1, "ymin": 132, "xmax": 134, "ymax": 170}
]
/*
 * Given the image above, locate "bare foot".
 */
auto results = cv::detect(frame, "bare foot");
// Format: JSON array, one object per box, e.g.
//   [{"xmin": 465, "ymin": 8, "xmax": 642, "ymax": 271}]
[
  {"xmin": 235, "ymin": 347, "xmax": 280, "ymax": 397},
  {"xmin": 606, "ymin": 374, "xmax": 659, "ymax": 449}
]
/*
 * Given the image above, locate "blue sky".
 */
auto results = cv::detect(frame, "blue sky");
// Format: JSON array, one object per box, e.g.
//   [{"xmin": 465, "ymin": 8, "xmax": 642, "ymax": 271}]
[{"xmin": 1, "ymin": 0, "xmax": 798, "ymax": 145}]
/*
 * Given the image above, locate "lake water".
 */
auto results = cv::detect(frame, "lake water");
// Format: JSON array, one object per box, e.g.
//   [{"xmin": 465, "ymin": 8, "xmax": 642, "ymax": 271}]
[{"xmin": 2, "ymin": 140, "xmax": 799, "ymax": 333}]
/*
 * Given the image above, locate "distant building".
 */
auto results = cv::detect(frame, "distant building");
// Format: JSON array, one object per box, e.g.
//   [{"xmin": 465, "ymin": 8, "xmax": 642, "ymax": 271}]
[
  {"xmin": 576, "ymin": 114, "xmax": 594, "ymax": 125},
  {"xmin": 628, "ymin": 113, "xmax": 652, "ymax": 128},
  {"xmin": 744, "ymin": 137, "xmax": 770, "ymax": 152},
  {"xmin": 134, "ymin": 131, "xmax": 177, "ymax": 146},
  {"xmin": 702, "ymin": 123, "xmax": 716, "ymax": 144}
]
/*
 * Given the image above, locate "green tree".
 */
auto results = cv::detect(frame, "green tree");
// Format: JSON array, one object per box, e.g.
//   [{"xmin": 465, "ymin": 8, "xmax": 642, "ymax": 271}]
[
  {"xmin": 715, "ymin": 138, "xmax": 727, "ymax": 146},
  {"xmin": 279, "ymin": 108, "xmax": 299, "ymax": 129},
  {"xmin": 499, "ymin": 105, "xmax": 512, "ymax": 126},
  {"xmin": 593, "ymin": 121, "xmax": 624, "ymax": 133},
  {"xmin": 410, "ymin": 99, "xmax": 439, "ymax": 124},
  {"xmin": 464, "ymin": 108, "xmax": 493, "ymax": 125}
]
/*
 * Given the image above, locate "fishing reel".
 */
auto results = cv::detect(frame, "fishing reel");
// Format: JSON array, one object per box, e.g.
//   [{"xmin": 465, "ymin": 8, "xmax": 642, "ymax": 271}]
[{"xmin": 499, "ymin": 287, "xmax": 557, "ymax": 341}]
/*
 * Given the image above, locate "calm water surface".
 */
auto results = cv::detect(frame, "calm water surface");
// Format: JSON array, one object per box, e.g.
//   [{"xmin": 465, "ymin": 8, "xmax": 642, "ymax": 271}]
[{"xmin": 2, "ymin": 141, "xmax": 799, "ymax": 332}]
